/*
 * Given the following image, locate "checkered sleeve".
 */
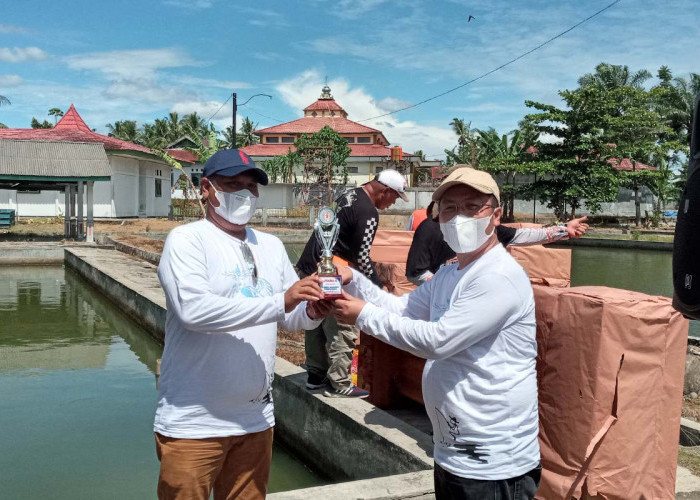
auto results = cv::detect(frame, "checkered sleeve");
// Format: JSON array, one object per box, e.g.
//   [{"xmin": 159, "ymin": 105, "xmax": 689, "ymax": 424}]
[{"xmin": 355, "ymin": 216, "xmax": 381, "ymax": 285}]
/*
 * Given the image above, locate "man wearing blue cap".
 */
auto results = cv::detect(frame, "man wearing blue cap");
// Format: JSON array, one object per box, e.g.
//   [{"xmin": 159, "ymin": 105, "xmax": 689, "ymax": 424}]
[{"xmin": 154, "ymin": 149, "xmax": 331, "ymax": 500}]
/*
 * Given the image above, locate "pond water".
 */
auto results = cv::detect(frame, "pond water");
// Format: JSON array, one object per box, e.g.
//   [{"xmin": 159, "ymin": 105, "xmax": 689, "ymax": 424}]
[
  {"xmin": 0, "ymin": 267, "xmax": 325, "ymax": 499},
  {"xmin": 569, "ymin": 246, "xmax": 697, "ymax": 338}
]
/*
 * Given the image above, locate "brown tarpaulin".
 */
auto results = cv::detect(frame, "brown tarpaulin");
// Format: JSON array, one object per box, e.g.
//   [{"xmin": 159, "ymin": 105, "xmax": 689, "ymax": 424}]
[{"xmin": 534, "ymin": 285, "xmax": 688, "ymax": 499}]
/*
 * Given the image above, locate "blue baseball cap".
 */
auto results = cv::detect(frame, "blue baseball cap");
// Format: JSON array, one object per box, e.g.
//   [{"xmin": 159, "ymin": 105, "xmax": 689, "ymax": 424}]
[{"xmin": 202, "ymin": 149, "xmax": 268, "ymax": 186}]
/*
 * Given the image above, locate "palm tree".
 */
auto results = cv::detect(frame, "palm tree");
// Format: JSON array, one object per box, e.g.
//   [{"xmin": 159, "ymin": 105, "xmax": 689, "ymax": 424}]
[
  {"xmin": 48, "ymin": 107, "xmax": 64, "ymax": 124},
  {"xmin": 578, "ymin": 62, "xmax": 652, "ymax": 90},
  {"xmin": 447, "ymin": 118, "xmax": 480, "ymax": 166},
  {"xmin": 237, "ymin": 117, "xmax": 259, "ymax": 148},
  {"xmin": 106, "ymin": 120, "xmax": 140, "ymax": 143},
  {"xmin": 449, "ymin": 118, "xmax": 471, "ymax": 146},
  {"xmin": 477, "ymin": 128, "xmax": 529, "ymax": 221},
  {"xmin": 665, "ymin": 73, "xmax": 700, "ymax": 147},
  {"xmin": 0, "ymin": 95, "xmax": 10, "ymax": 106}
]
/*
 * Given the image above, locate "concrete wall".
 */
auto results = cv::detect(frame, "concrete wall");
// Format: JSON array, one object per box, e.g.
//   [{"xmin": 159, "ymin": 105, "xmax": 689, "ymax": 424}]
[
  {"xmin": 239, "ymin": 183, "xmax": 663, "ymax": 219},
  {"xmin": 64, "ymin": 248, "xmax": 166, "ymax": 343},
  {"xmin": 62, "ymin": 246, "xmax": 435, "ymax": 490}
]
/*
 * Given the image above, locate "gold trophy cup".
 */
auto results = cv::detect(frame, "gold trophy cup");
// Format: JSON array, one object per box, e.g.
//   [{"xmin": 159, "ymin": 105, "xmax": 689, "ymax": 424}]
[{"xmin": 315, "ymin": 207, "xmax": 343, "ymax": 299}]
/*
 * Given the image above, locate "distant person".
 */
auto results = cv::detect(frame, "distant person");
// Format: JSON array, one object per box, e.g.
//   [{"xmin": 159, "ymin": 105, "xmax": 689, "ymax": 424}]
[
  {"xmin": 296, "ymin": 169, "xmax": 408, "ymax": 398},
  {"xmin": 333, "ymin": 166, "xmax": 541, "ymax": 499},
  {"xmin": 405, "ymin": 205, "xmax": 430, "ymax": 231},
  {"xmin": 155, "ymin": 149, "xmax": 331, "ymax": 499},
  {"xmin": 406, "ymin": 202, "xmax": 589, "ymax": 285}
]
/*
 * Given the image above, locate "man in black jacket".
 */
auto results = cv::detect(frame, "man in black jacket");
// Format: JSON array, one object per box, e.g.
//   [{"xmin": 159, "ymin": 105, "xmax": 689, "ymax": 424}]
[{"xmin": 297, "ymin": 169, "xmax": 408, "ymax": 397}]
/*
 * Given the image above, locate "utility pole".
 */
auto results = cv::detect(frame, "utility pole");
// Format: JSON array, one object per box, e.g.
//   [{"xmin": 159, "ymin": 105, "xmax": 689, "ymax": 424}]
[
  {"xmin": 232, "ymin": 92, "xmax": 272, "ymax": 150},
  {"xmin": 231, "ymin": 92, "xmax": 237, "ymax": 149}
]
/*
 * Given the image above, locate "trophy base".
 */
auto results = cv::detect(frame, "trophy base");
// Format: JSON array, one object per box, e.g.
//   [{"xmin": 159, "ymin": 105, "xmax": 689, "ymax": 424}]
[{"xmin": 319, "ymin": 274, "xmax": 343, "ymax": 299}]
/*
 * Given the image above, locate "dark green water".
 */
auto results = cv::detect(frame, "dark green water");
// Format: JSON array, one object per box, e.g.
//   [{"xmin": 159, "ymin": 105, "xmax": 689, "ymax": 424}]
[
  {"xmin": 569, "ymin": 247, "xmax": 696, "ymax": 337},
  {"xmin": 0, "ymin": 267, "xmax": 324, "ymax": 499}
]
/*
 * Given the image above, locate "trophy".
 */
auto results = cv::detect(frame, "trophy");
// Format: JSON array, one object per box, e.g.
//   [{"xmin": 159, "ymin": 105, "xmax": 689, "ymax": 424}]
[{"xmin": 315, "ymin": 206, "xmax": 343, "ymax": 299}]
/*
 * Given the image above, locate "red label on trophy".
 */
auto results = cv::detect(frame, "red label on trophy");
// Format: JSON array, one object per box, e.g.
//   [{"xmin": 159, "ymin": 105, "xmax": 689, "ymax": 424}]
[
  {"xmin": 319, "ymin": 275, "xmax": 343, "ymax": 298},
  {"xmin": 315, "ymin": 207, "xmax": 343, "ymax": 299}
]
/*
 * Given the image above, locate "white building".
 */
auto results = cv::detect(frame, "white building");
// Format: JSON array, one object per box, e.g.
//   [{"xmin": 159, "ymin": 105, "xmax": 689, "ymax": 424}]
[
  {"xmin": 0, "ymin": 105, "xmax": 177, "ymax": 218},
  {"xmin": 240, "ymin": 85, "xmax": 440, "ymax": 187}
]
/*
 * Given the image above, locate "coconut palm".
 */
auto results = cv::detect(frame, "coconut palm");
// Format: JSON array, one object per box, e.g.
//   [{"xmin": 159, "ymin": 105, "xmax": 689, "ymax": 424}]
[
  {"xmin": 450, "ymin": 118, "xmax": 472, "ymax": 146},
  {"xmin": 48, "ymin": 107, "xmax": 64, "ymax": 124},
  {"xmin": 106, "ymin": 120, "xmax": 140, "ymax": 143},
  {"xmin": 665, "ymin": 73, "xmax": 700, "ymax": 146},
  {"xmin": 578, "ymin": 62, "xmax": 652, "ymax": 90},
  {"xmin": 237, "ymin": 117, "xmax": 259, "ymax": 148}
]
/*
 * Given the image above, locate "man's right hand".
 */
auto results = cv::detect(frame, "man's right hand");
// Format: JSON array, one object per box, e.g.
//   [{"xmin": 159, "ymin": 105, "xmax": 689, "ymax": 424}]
[{"xmin": 284, "ymin": 275, "xmax": 323, "ymax": 313}]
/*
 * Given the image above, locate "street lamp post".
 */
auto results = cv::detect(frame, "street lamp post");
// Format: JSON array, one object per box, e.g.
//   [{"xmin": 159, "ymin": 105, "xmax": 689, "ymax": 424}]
[{"xmin": 231, "ymin": 92, "xmax": 272, "ymax": 149}]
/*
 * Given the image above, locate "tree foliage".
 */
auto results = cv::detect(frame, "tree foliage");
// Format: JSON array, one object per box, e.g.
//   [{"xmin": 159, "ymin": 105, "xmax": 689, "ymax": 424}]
[{"xmin": 31, "ymin": 117, "xmax": 52, "ymax": 129}]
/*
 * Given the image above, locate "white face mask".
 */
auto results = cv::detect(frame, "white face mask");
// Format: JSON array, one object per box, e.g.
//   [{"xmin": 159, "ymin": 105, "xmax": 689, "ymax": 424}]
[
  {"xmin": 440, "ymin": 214, "xmax": 494, "ymax": 254},
  {"xmin": 211, "ymin": 187, "xmax": 258, "ymax": 225}
]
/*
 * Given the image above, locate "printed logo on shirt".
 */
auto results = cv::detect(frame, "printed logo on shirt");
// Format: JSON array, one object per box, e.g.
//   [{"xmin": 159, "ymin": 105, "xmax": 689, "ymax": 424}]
[
  {"xmin": 434, "ymin": 407, "xmax": 489, "ymax": 463},
  {"xmin": 224, "ymin": 266, "xmax": 273, "ymax": 298}
]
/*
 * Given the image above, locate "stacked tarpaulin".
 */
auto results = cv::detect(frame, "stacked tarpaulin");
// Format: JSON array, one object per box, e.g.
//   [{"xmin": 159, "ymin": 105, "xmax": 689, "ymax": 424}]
[{"xmin": 534, "ymin": 286, "xmax": 687, "ymax": 499}]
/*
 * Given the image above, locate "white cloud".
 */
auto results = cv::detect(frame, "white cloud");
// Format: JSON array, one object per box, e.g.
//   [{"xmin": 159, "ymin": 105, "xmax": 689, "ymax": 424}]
[
  {"xmin": 330, "ymin": 0, "xmax": 389, "ymax": 19},
  {"xmin": 0, "ymin": 24, "xmax": 29, "ymax": 34},
  {"xmin": 65, "ymin": 48, "xmax": 200, "ymax": 104},
  {"xmin": 163, "ymin": 0, "xmax": 214, "ymax": 8},
  {"xmin": 0, "ymin": 74, "xmax": 23, "ymax": 87},
  {"xmin": 0, "ymin": 47, "xmax": 47, "ymax": 63},
  {"xmin": 276, "ymin": 69, "xmax": 456, "ymax": 159},
  {"xmin": 65, "ymin": 48, "xmax": 196, "ymax": 80},
  {"xmin": 173, "ymin": 75, "xmax": 251, "ymax": 90},
  {"xmin": 253, "ymin": 52, "xmax": 282, "ymax": 62},
  {"xmin": 242, "ymin": 9, "xmax": 290, "ymax": 28}
]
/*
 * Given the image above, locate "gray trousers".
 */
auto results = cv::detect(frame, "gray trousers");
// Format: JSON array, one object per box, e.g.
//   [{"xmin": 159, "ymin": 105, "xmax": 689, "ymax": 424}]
[{"xmin": 304, "ymin": 315, "xmax": 358, "ymax": 391}]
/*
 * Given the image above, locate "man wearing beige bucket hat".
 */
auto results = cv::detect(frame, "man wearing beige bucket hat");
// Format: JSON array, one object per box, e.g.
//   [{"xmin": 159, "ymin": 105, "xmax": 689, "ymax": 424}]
[{"xmin": 333, "ymin": 166, "xmax": 541, "ymax": 499}]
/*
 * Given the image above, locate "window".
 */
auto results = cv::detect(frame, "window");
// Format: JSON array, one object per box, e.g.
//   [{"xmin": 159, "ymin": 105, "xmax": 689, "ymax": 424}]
[
  {"xmin": 347, "ymin": 166, "xmax": 359, "ymax": 174},
  {"xmin": 281, "ymin": 137, "xmax": 295, "ymax": 144},
  {"xmin": 266, "ymin": 136, "xmax": 280, "ymax": 143},
  {"xmin": 357, "ymin": 137, "xmax": 371, "ymax": 144},
  {"xmin": 312, "ymin": 111, "xmax": 317, "ymax": 117},
  {"xmin": 345, "ymin": 137, "xmax": 355, "ymax": 143},
  {"xmin": 330, "ymin": 111, "xmax": 335, "ymax": 116},
  {"xmin": 155, "ymin": 179, "xmax": 162, "ymax": 198},
  {"xmin": 375, "ymin": 166, "xmax": 384, "ymax": 173}
]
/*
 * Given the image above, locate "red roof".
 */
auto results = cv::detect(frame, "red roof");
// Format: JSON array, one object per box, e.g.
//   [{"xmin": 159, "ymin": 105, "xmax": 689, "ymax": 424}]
[
  {"xmin": 241, "ymin": 143, "xmax": 417, "ymax": 159},
  {"xmin": 255, "ymin": 116, "xmax": 382, "ymax": 136},
  {"xmin": 303, "ymin": 99, "xmax": 346, "ymax": 112},
  {"xmin": 165, "ymin": 149, "xmax": 199, "ymax": 163},
  {"xmin": 0, "ymin": 104, "xmax": 155, "ymax": 155},
  {"xmin": 608, "ymin": 157, "xmax": 657, "ymax": 171}
]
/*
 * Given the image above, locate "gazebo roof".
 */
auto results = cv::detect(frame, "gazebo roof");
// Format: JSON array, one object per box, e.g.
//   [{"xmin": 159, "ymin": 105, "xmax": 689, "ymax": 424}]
[{"xmin": 0, "ymin": 139, "xmax": 111, "ymax": 190}]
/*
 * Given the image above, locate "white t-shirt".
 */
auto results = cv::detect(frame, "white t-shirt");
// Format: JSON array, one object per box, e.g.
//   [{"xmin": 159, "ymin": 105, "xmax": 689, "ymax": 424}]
[
  {"xmin": 347, "ymin": 243, "xmax": 539, "ymax": 480},
  {"xmin": 154, "ymin": 219, "xmax": 320, "ymax": 439}
]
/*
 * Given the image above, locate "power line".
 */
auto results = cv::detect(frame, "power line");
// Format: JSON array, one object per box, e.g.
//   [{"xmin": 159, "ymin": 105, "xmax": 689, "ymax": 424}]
[
  {"xmin": 204, "ymin": 94, "xmax": 233, "ymax": 124},
  {"xmin": 244, "ymin": 105, "xmax": 286, "ymax": 124},
  {"xmin": 357, "ymin": 0, "xmax": 623, "ymax": 123}
]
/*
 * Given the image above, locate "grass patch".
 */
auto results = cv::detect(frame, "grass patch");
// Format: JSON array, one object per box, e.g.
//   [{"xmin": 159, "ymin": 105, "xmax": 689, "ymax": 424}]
[{"xmin": 679, "ymin": 447, "xmax": 700, "ymax": 476}]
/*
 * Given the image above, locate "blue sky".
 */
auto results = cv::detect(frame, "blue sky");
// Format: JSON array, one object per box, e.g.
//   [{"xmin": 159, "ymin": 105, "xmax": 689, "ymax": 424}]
[{"xmin": 0, "ymin": 0, "xmax": 697, "ymax": 159}]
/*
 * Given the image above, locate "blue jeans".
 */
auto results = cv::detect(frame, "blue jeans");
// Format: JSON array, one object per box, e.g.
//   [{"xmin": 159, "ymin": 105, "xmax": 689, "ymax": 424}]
[{"xmin": 434, "ymin": 463, "xmax": 541, "ymax": 500}]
